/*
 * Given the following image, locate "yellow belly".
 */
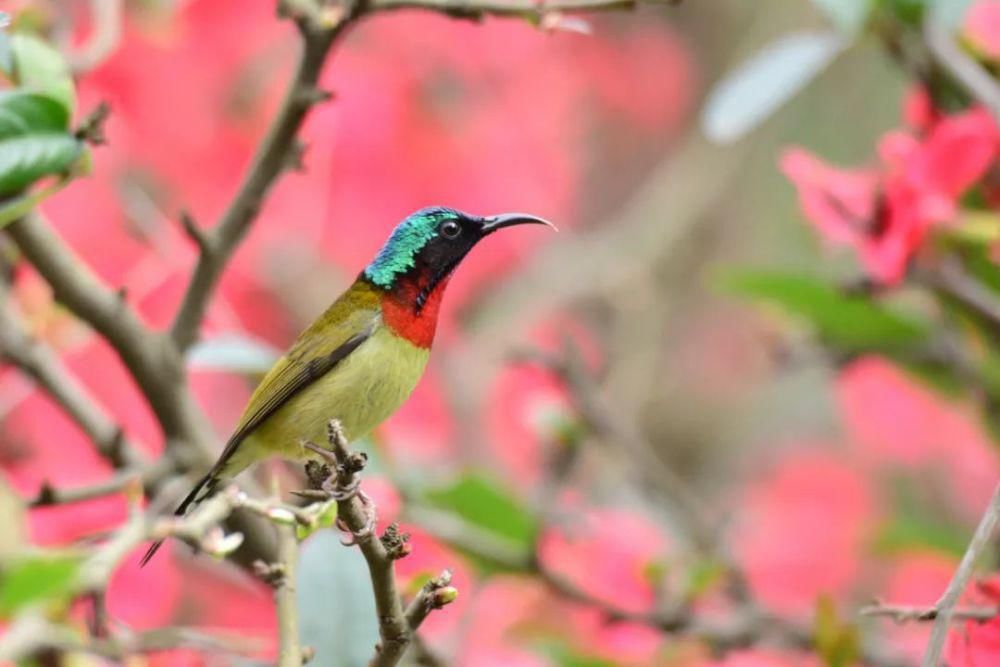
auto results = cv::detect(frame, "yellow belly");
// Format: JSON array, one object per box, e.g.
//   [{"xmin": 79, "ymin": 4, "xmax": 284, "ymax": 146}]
[{"xmin": 222, "ymin": 327, "xmax": 430, "ymax": 476}]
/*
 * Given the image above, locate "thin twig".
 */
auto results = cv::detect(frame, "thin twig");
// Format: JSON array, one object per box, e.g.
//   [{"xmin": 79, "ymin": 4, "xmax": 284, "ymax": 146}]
[
  {"xmin": 66, "ymin": 0, "xmax": 123, "ymax": 74},
  {"xmin": 0, "ymin": 614, "xmax": 257, "ymax": 663},
  {"xmin": 274, "ymin": 524, "xmax": 303, "ymax": 667},
  {"xmin": 861, "ymin": 602, "xmax": 1000, "ymax": 624},
  {"xmin": 922, "ymin": 482, "xmax": 1000, "ymax": 667}
]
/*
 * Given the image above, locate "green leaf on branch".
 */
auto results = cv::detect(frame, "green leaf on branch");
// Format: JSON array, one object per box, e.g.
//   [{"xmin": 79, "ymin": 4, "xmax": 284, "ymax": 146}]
[
  {"xmin": 814, "ymin": 595, "xmax": 860, "ymax": 667},
  {"xmin": 0, "ymin": 554, "xmax": 80, "ymax": 616},
  {"xmin": 0, "ymin": 135, "xmax": 81, "ymax": 198},
  {"xmin": 702, "ymin": 31, "xmax": 846, "ymax": 143},
  {"xmin": 4, "ymin": 33, "xmax": 76, "ymax": 113},
  {"xmin": 0, "ymin": 90, "xmax": 85, "ymax": 209},
  {"xmin": 720, "ymin": 270, "xmax": 931, "ymax": 351},
  {"xmin": 424, "ymin": 474, "xmax": 538, "ymax": 548}
]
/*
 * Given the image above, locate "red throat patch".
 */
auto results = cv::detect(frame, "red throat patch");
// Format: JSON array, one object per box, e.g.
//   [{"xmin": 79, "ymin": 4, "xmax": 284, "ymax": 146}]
[{"xmin": 380, "ymin": 274, "xmax": 450, "ymax": 348}]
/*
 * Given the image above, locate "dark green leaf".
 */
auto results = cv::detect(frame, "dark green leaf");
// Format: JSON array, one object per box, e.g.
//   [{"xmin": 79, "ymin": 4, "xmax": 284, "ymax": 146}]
[
  {"xmin": 8, "ymin": 33, "xmax": 75, "ymax": 113},
  {"xmin": 424, "ymin": 474, "xmax": 537, "ymax": 548},
  {"xmin": 720, "ymin": 270, "xmax": 931, "ymax": 351},
  {"xmin": 0, "ymin": 134, "xmax": 82, "ymax": 197},
  {"xmin": 0, "ymin": 90, "xmax": 70, "ymax": 136},
  {"xmin": 0, "ymin": 555, "xmax": 79, "ymax": 616}
]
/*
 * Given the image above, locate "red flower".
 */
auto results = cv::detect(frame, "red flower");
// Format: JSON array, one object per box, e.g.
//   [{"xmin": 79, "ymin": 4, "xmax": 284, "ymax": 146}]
[{"xmin": 782, "ymin": 108, "xmax": 999, "ymax": 284}]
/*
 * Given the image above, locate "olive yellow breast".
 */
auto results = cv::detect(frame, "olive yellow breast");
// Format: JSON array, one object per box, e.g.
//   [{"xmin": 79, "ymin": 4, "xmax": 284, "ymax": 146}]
[{"xmin": 219, "ymin": 323, "xmax": 429, "ymax": 477}]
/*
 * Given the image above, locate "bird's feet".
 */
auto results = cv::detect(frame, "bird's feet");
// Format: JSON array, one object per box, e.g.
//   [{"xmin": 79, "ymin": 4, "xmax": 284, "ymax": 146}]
[
  {"xmin": 301, "ymin": 439, "xmax": 377, "ymax": 545},
  {"xmin": 335, "ymin": 490, "xmax": 378, "ymax": 546}
]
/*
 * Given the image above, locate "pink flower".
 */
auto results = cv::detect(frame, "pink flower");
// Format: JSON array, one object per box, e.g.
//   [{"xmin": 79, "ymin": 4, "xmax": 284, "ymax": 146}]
[
  {"xmin": 837, "ymin": 357, "xmax": 999, "ymax": 520},
  {"xmin": 966, "ymin": 1, "xmax": 1000, "ymax": 59},
  {"xmin": 537, "ymin": 505, "xmax": 668, "ymax": 614},
  {"xmin": 781, "ymin": 109, "xmax": 999, "ymax": 284},
  {"xmin": 729, "ymin": 450, "xmax": 878, "ymax": 616}
]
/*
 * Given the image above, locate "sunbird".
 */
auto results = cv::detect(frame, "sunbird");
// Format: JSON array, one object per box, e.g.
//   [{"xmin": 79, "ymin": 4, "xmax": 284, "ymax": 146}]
[{"xmin": 141, "ymin": 207, "xmax": 553, "ymax": 564}]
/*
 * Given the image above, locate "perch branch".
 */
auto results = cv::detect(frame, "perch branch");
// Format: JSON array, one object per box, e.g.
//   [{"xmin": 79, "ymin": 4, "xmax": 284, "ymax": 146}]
[
  {"xmin": 273, "ymin": 524, "xmax": 303, "ymax": 667},
  {"xmin": 307, "ymin": 420, "xmax": 455, "ymax": 667}
]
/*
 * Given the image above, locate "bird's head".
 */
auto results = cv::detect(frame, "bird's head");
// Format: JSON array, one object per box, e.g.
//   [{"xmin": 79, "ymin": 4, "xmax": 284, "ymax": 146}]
[{"xmin": 364, "ymin": 207, "xmax": 554, "ymax": 309}]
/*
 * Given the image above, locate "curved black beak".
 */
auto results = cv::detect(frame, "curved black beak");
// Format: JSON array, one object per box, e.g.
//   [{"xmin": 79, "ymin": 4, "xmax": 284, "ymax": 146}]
[{"xmin": 479, "ymin": 212, "xmax": 558, "ymax": 234}]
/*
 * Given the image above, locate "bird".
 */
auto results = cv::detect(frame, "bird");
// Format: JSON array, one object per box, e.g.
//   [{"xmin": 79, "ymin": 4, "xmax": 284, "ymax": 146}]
[{"xmin": 141, "ymin": 206, "xmax": 554, "ymax": 565}]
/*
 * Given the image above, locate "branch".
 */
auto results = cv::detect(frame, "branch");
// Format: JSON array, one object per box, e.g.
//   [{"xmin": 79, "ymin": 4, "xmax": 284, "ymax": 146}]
[
  {"xmin": 921, "ymin": 482, "xmax": 1000, "ymax": 667},
  {"xmin": 305, "ymin": 420, "xmax": 456, "ymax": 667},
  {"xmin": 27, "ymin": 465, "xmax": 171, "ymax": 508},
  {"xmin": 0, "ymin": 614, "xmax": 256, "ymax": 663},
  {"xmin": 861, "ymin": 602, "xmax": 1000, "ymax": 624},
  {"xmin": 66, "ymin": 0, "xmax": 123, "ymax": 74},
  {"xmin": 169, "ymin": 11, "xmax": 343, "ymax": 351},
  {"xmin": 272, "ymin": 524, "xmax": 303, "ymax": 667},
  {"xmin": 0, "ymin": 280, "xmax": 148, "ymax": 469},
  {"xmin": 918, "ymin": 256, "xmax": 1000, "ymax": 339},
  {"xmin": 924, "ymin": 16, "xmax": 1000, "ymax": 120},
  {"xmin": 370, "ymin": 0, "xmax": 647, "ymax": 18},
  {"xmin": 509, "ymin": 342, "xmax": 721, "ymax": 553},
  {"xmin": 3, "ymin": 212, "xmax": 199, "ymax": 444}
]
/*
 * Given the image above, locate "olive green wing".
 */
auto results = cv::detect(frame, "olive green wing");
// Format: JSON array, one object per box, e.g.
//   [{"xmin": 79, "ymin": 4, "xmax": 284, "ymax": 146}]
[{"xmin": 212, "ymin": 283, "xmax": 382, "ymax": 475}]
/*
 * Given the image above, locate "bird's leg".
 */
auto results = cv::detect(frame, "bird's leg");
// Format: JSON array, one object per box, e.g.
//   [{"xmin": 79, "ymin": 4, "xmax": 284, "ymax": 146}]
[
  {"xmin": 335, "ymin": 490, "xmax": 378, "ymax": 546},
  {"xmin": 302, "ymin": 439, "xmax": 338, "ymax": 465},
  {"xmin": 301, "ymin": 439, "xmax": 377, "ymax": 544}
]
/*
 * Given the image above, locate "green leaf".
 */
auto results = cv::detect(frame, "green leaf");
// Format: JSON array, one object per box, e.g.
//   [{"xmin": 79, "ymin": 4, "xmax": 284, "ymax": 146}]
[
  {"xmin": 7, "ymin": 33, "xmax": 75, "ymax": 114},
  {"xmin": 0, "ymin": 90, "xmax": 70, "ymax": 136},
  {"xmin": 0, "ymin": 134, "xmax": 82, "ymax": 197},
  {"xmin": 0, "ymin": 90, "xmax": 83, "ymax": 202},
  {"xmin": 813, "ymin": 595, "xmax": 860, "ymax": 667},
  {"xmin": 424, "ymin": 474, "xmax": 537, "ymax": 548},
  {"xmin": 811, "ymin": 0, "xmax": 872, "ymax": 36},
  {"xmin": 535, "ymin": 641, "xmax": 617, "ymax": 667},
  {"xmin": 0, "ymin": 554, "xmax": 80, "ymax": 616},
  {"xmin": 702, "ymin": 32, "xmax": 846, "ymax": 143},
  {"xmin": 720, "ymin": 270, "xmax": 931, "ymax": 351},
  {"xmin": 296, "ymin": 500, "xmax": 337, "ymax": 540}
]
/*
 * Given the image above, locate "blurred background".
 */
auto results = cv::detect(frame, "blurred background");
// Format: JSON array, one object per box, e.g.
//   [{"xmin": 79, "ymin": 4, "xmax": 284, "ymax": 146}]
[{"xmin": 3, "ymin": 0, "xmax": 1000, "ymax": 665}]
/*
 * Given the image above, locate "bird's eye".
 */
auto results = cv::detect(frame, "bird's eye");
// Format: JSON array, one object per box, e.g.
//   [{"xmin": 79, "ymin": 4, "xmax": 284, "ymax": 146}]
[{"xmin": 439, "ymin": 220, "xmax": 462, "ymax": 239}]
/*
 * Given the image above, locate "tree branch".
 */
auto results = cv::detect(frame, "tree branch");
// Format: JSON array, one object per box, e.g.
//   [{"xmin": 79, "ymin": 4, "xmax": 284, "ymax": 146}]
[
  {"xmin": 306, "ymin": 420, "xmax": 456, "ymax": 667},
  {"xmin": 273, "ymin": 523, "xmax": 303, "ymax": 667},
  {"xmin": 861, "ymin": 602, "xmax": 1000, "ymax": 624},
  {"xmin": 169, "ymin": 13, "xmax": 343, "ymax": 351},
  {"xmin": 0, "ymin": 280, "xmax": 149, "ymax": 469},
  {"xmin": 921, "ymin": 482, "xmax": 1000, "ymax": 667}
]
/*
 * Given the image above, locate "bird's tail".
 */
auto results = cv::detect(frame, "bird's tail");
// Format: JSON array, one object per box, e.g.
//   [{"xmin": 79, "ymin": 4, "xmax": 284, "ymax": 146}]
[{"xmin": 139, "ymin": 472, "xmax": 218, "ymax": 567}]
